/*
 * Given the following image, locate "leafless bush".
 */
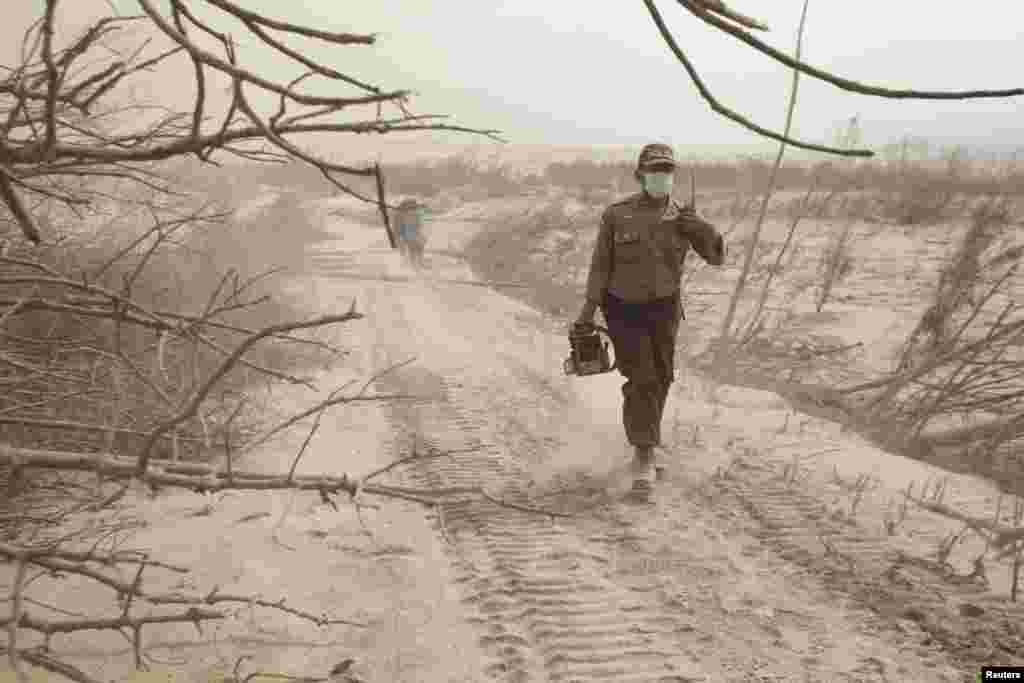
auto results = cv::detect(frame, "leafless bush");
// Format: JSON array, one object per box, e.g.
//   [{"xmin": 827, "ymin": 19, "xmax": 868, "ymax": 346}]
[
  {"xmin": 715, "ymin": 116, "xmax": 871, "ymax": 364},
  {"xmin": 813, "ymin": 216, "xmax": 857, "ymax": 313},
  {"xmin": 884, "ymin": 171, "xmax": 954, "ymax": 227},
  {"xmin": 730, "ymin": 171, "xmax": 826, "ymax": 350},
  {"xmin": 880, "ymin": 146, "xmax": 967, "ymax": 226},
  {"xmin": 875, "ymin": 202, "xmax": 1018, "ymax": 406},
  {"xmin": 840, "ymin": 195, "xmax": 1022, "ymax": 476},
  {"xmin": 900, "ymin": 489, "xmax": 1024, "ymax": 600}
]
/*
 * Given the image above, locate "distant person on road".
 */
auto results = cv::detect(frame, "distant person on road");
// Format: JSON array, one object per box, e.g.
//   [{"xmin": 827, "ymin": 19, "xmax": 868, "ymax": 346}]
[
  {"xmin": 396, "ymin": 198, "xmax": 427, "ymax": 269},
  {"xmin": 574, "ymin": 143, "xmax": 726, "ymax": 496}
]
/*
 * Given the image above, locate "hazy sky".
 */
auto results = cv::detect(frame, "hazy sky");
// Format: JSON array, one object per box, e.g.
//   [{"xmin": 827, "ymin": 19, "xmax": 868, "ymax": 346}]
[{"xmin": 5, "ymin": 1, "xmax": 1023, "ymax": 160}]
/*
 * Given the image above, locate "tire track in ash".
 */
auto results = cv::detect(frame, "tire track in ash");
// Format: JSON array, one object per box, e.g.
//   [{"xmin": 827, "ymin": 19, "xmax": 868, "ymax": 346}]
[
  {"xmin": 711, "ymin": 461, "xmax": 1024, "ymax": 667},
  {"xmin": 357, "ymin": 279, "xmax": 707, "ymax": 682},
  {"xmin": 392, "ymin": 388, "xmax": 704, "ymax": 683}
]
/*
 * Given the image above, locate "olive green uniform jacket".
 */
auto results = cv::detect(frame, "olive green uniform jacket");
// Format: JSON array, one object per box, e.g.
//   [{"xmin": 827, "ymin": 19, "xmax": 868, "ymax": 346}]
[{"xmin": 585, "ymin": 192, "xmax": 724, "ymax": 305}]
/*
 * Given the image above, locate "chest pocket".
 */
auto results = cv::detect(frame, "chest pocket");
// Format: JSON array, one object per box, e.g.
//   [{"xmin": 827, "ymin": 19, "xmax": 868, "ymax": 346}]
[
  {"xmin": 649, "ymin": 218, "xmax": 684, "ymax": 263},
  {"xmin": 613, "ymin": 228, "xmax": 647, "ymax": 263}
]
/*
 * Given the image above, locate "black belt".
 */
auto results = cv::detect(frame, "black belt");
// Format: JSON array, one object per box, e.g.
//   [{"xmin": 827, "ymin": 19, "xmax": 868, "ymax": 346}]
[{"xmin": 605, "ymin": 291, "xmax": 679, "ymax": 306}]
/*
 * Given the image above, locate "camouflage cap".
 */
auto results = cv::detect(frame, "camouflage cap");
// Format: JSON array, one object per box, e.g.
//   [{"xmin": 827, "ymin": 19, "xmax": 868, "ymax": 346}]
[
  {"xmin": 398, "ymin": 198, "xmax": 420, "ymax": 209},
  {"xmin": 637, "ymin": 143, "xmax": 676, "ymax": 170}
]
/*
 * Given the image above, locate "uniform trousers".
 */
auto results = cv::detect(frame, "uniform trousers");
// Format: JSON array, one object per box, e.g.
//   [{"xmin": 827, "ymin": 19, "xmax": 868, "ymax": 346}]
[{"xmin": 601, "ymin": 291, "xmax": 683, "ymax": 449}]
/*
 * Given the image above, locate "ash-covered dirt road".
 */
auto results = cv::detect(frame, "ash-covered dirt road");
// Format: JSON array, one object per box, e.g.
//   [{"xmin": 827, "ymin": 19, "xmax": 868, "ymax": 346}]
[
  {"xmin": 4, "ymin": 201, "xmax": 1019, "ymax": 683},
  {"xmin": 294, "ymin": 204, "xmax": 1012, "ymax": 683}
]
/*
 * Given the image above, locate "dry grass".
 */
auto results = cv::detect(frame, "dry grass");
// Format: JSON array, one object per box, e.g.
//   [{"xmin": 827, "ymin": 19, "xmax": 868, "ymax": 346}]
[{"xmin": 372, "ymin": 148, "xmax": 1024, "ymax": 214}]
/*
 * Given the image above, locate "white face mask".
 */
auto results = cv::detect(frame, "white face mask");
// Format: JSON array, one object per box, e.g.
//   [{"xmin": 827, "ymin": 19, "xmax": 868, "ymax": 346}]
[{"xmin": 643, "ymin": 172, "xmax": 674, "ymax": 197}]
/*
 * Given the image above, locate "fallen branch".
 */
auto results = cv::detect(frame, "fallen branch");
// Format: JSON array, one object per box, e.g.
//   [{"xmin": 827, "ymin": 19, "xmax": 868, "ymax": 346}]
[
  {"xmin": 134, "ymin": 307, "xmax": 365, "ymax": 475},
  {"xmin": 1, "ymin": 607, "xmax": 224, "ymax": 636},
  {"xmin": 0, "ymin": 446, "xmax": 577, "ymax": 517},
  {"xmin": 902, "ymin": 492, "xmax": 1024, "ymax": 559},
  {"xmin": 0, "ymin": 416, "xmax": 207, "ymax": 443},
  {"xmin": 0, "ymin": 542, "xmax": 188, "ymax": 571}
]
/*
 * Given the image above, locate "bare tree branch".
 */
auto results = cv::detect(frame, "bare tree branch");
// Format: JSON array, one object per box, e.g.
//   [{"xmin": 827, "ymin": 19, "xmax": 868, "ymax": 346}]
[
  {"xmin": 0, "ymin": 0, "xmax": 501, "ymax": 245},
  {"xmin": 645, "ymin": 0, "xmax": 1024, "ymax": 157},
  {"xmin": 198, "ymin": 0, "xmax": 377, "ymax": 46},
  {"xmin": 200, "ymin": 0, "xmax": 382, "ymax": 93},
  {"xmin": 134, "ymin": 0, "xmax": 406, "ymax": 109},
  {"xmin": 0, "ymin": 168, "xmax": 41, "ymax": 243},
  {"xmin": 642, "ymin": 0, "xmax": 870, "ymax": 157},
  {"xmin": 680, "ymin": 0, "xmax": 1024, "ymax": 101}
]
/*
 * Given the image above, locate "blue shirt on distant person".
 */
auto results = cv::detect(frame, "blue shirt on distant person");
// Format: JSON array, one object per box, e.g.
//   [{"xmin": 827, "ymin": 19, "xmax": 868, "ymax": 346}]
[
  {"xmin": 399, "ymin": 214, "xmax": 420, "ymax": 243},
  {"xmin": 397, "ymin": 201, "xmax": 424, "ymax": 244}
]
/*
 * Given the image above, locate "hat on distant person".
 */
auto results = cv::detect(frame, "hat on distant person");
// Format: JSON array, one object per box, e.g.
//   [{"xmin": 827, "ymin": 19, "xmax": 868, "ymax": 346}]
[
  {"xmin": 398, "ymin": 198, "xmax": 420, "ymax": 210},
  {"xmin": 637, "ymin": 143, "xmax": 676, "ymax": 170}
]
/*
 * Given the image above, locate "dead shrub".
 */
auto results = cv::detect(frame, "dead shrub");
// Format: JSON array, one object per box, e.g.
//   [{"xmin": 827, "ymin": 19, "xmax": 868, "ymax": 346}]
[{"xmin": 814, "ymin": 219, "xmax": 857, "ymax": 312}]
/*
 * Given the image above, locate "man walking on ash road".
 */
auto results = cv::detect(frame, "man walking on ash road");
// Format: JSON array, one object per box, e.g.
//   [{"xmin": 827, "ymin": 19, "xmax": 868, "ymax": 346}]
[
  {"xmin": 574, "ymin": 143, "xmax": 725, "ymax": 497},
  {"xmin": 396, "ymin": 198, "xmax": 427, "ymax": 269}
]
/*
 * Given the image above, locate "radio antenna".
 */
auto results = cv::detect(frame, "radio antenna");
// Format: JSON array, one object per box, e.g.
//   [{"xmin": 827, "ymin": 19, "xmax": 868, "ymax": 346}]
[{"xmin": 689, "ymin": 162, "xmax": 697, "ymax": 208}]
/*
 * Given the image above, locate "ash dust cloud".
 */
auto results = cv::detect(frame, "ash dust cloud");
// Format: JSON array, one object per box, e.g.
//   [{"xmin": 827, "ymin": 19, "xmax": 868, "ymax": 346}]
[{"xmin": 528, "ymin": 365, "xmax": 632, "ymax": 492}]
